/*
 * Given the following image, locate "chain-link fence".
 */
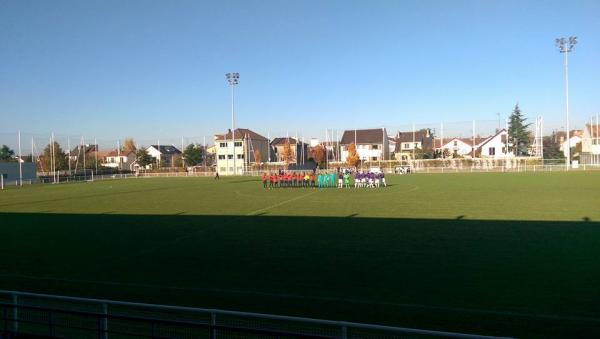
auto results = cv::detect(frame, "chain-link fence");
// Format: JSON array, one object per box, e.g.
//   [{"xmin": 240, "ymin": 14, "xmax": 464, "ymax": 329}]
[{"xmin": 1, "ymin": 116, "xmax": 599, "ymax": 178}]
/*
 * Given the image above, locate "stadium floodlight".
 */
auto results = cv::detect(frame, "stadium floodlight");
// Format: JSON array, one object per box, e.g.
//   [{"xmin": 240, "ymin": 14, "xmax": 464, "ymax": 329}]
[
  {"xmin": 556, "ymin": 36, "xmax": 577, "ymax": 170},
  {"xmin": 226, "ymin": 72, "xmax": 239, "ymax": 175}
]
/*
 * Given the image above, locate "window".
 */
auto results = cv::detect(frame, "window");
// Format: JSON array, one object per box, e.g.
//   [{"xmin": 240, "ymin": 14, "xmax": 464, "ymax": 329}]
[
  {"xmin": 218, "ymin": 155, "xmax": 225, "ymax": 160},
  {"xmin": 227, "ymin": 155, "xmax": 233, "ymax": 159},
  {"xmin": 219, "ymin": 167, "xmax": 226, "ymax": 172},
  {"xmin": 453, "ymin": 140, "xmax": 458, "ymax": 146},
  {"xmin": 372, "ymin": 145, "xmax": 378, "ymax": 150},
  {"xmin": 219, "ymin": 142, "xmax": 227, "ymax": 148},
  {"xmin": 234, "ymin": 141, "xmax": 242, "ymax": 147},
  {"xmin": 404, "ymin": 143, "xmax": 410, "ymax": 149},
  {"xmin": 489, "ymin": 147, "xmax": 495, "ymax": 156},
  {"xmin": 414, "ymin": 143, "xmax": 419, "ymax": 148},
  {"xmin": 371, "ymin": 157, "xmax": 377, "ymax": 161},
  {"xmin": 237, "ymin": 154, "xmax": 244, "ymax": 159}
]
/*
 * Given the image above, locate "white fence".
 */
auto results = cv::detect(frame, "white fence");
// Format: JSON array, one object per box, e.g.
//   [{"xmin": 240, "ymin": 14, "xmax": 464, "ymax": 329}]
[{"xmin": 0, "ymin": 290, "xmax": 513, "ymax": 339}]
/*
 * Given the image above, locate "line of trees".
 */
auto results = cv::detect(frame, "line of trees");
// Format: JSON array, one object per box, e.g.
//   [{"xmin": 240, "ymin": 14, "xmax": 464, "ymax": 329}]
[{"xmin": 0, "ymin": 145, "xmax": 15, "ymax": 162}]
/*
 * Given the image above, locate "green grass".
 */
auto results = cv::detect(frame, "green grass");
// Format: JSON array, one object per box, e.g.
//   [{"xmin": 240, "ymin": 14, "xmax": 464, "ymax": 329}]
[{"xmin": 1, "ymin": 172, "xmax": 600, "ymax": 338}]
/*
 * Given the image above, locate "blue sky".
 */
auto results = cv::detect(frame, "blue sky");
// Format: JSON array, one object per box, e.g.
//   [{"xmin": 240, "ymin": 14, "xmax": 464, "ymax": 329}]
[{"xmin": 1, "ymin": 0, "xmax": 599, "ymax": 146}]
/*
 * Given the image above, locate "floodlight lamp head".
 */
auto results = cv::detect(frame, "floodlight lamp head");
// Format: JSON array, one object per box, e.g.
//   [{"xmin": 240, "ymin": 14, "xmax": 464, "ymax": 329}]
[
  {"xmin": 226, "ymin": 72, "xmax": 239, "ymax": 85},
  {"xmin": 568, "ymin": 36, "xmax": 577, "ymax": 50},
  {"xmin": 555, "ymin": 37, "xmax": 567, "ymax": 52}
]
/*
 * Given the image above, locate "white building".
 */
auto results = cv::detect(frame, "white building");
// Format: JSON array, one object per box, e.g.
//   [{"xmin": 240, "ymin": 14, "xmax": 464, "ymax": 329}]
[
  {"xmin": 103, "ymin": 150, "xmax": 136, "ymax": 170},
  {"xmin": 214, "ymin": 128, "xmax": 269, "ymax": 175},
  {"xmin": 436, "ymin": 138, "xmax": 479, "ymax": 157},
  {"xmin": 478, "ymin": 129, "xmax": 510, "ymax": 158},
  {"xmin": 339, "ymin": 128, "xmax": 389, "ymax": 162},
  {"xmin": 581, "ymin": 124, "xmax": 600, "ymax": 164},
  {"xmin": 558, "ymin": 130, "xmax": 583, "ymax": 158},
  {"xmin": 146, "ymin": 145, "xmax": 182, "ymax": 168},
  {"xmin": 387, "ymin": 136, "xmax": 396, "ymax": 155},
  {"xmin": 435, "ymin": 129, "xmax": 511, "ymax": 159}
]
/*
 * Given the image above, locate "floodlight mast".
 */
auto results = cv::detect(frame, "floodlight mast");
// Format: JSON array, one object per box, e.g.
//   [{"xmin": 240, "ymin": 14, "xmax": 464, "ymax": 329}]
[
  {"xmin": 226, "ymin": 72, "xmax": 239, "ymax": 175},
  {"xmin": 556, "ymin": 36, "xmax": 577, "ymax": 170}
]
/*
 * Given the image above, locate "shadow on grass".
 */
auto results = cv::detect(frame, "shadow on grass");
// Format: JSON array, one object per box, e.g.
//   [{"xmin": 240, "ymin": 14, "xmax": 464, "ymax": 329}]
[{"xmin": 1, "ymin": 212, "xmax": 600, "ymax": 338}]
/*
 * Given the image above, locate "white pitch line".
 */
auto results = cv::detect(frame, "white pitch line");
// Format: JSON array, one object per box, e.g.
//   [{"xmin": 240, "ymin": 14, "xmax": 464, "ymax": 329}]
[
  {"xmin": 246, "ymin": 190, "xmax": 317, "ymax": 216},
  {"xmin": 1, "ymin": 273, "xmax": 598, "ymax": 323}
]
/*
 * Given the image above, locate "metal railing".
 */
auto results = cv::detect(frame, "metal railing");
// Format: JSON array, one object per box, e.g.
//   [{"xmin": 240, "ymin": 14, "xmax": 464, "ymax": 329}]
[{"xmin": 0, "ymin": 290, "xmax": 513, "ymax": 339}]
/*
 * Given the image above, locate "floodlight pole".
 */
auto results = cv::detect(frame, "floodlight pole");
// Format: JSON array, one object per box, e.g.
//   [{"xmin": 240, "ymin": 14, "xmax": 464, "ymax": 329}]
[
  {"xmin": 556, "ymin": 36, "xmax": 577, "ymax": 170},
  {"xmin": 18, "ymin": 130, "xmax": 22, "ymax": 186},
  {"xmin": 226, "ymin": 72, "xmax": 239, "ymax": 175}
]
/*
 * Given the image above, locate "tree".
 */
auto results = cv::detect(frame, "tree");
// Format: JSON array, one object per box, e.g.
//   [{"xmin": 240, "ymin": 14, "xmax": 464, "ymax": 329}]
[
  {"xmin": 182, "ymin": 144, "xmax": 203, "ymax": 166},
  {"xmin": 123, "ymin": 138, "xmax": 136, "ymax": 152},
  {"xmin": 345, "ymin": 143, "xmax": 360, "ymax": 167},
  {"xmin": 136, "ymin": 148, "xmax": 153, "ymax": 168},
  {"xmin": 414, "ymin": 147, "xmax": 435, "ymax": 160},
  {"xmin": 281, "ymin": 139, "xmax": 294, "ymax": 167},
  {"xmin": 310, "ymin": 145, "xmax": 325, "ymax": 166},
  {"xmin": 543, "ymin": 134, "xmax": 565, "ymax": 160},
  {"xmin": 507, "ymin": 104, "xmax": 531, "ymax": 156},
  {"xmin": 42, "ymin": 141, "xmax": 68, "ymax": 171},
  {"xmin": 0, "ymin": 145, "xmax": 15, "ymax": 161}
]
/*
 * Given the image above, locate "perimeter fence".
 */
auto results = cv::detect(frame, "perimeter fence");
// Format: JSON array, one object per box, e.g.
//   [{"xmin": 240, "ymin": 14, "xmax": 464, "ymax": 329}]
[
  {"xmin": 0, "ymin": 290, "xmax": 513, "ymax": 339},
  {"xmin": 2, "ymin": 116, "xmax": 599, "ymax": 183}
]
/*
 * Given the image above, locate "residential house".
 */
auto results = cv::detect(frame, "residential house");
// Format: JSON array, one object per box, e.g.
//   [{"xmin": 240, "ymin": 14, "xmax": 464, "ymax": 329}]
[
  {"xmin": 394, "ymin": 129, "xmax": 434, "ymax": 160},
  {"xmin": 322, "ymin": 141, "xmax": 340, "ymax": 162},
  {"xmin": 69, "ymin": 144, "xmax": 98, "ymax": 162},
  {"xmin": 477, "ymin": 129, "xmax": 509, "ymax": 158},
  {"xmin": 581, "ymin": 124, "xmax": 600, "ymax": 164},
  {"xmin": 214, "ymin": 128, "xmax": 269, "ymax": 175},
  {"xmin": 436, "ymin": 138, "xmax": 481, "ymax": 157},
  {"xmin": 270, "ymin": 137, "xmax": 309, "ymax": 164},
  {"xmin": 103, "ymin": 150, "xmax": 136, "ymax": 170},
  {"xmin": 339, "ymin": 128, "xmax": 389, "ymax": 162},
  {"xmin": 435, "ymin": 129, "xmax": 510, "ymax": 159},
  {"xmin": 68, "ymin": 144, "xmax": 110, "ymax": 168},
  {"xmin": 554, "ymin": 130, "xmax": 583, "ymax": 158},
  {"xmin": 387, "ymin": 136, "xmax": 396, "ymax": 156},
  {"xmin": 146, "ymin": 145, "xmax": 182, "ymax": 168}
]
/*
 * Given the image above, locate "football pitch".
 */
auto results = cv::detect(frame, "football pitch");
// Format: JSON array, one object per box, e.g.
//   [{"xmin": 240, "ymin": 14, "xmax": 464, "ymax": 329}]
[{"xmin": 1, "ymin": 172, "xmax": 600, "ymax": 338}]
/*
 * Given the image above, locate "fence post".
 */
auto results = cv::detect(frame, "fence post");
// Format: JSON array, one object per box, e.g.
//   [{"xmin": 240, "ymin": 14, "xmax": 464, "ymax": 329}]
[
  {"xmin": 101, "ymin": 303, "xmax": 108, "ymax": 339},
  {"xmin": 48, "ymin": 310, "xmax": 54, "ymax": 337},
  {"xmin": 11, "ymin": 294, "xmax": 18, "ymax": 333},
  {"xmin": 210, "ymin": 312, "xmax": 216, "ymax": 339}
]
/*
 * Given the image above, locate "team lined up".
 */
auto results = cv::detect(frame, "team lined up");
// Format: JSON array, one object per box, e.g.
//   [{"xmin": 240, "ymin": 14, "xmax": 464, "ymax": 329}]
[{"xmin": 261, "ymin": 171, "xmax": 387, "ymax": 189}]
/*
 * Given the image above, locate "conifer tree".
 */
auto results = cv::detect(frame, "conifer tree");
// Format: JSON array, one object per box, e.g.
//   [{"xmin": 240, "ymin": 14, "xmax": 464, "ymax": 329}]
[{"xmin": 507, "ymin": 104, "xmax": 531, "ymax": 156}]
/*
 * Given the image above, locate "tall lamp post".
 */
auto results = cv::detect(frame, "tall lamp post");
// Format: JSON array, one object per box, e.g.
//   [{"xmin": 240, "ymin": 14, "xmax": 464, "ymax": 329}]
[
  {"xmin": 226, "ymin": 72, "xmax": 239, "ymax": 175},
  {"xmin": 556, "ymin": 36, "xmax": 577, "ymax": 169}
]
